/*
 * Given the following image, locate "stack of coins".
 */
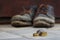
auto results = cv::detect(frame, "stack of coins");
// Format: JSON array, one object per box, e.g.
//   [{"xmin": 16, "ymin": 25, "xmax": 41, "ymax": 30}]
[{"xmin": 33, "ymin": 30, "xmax": 47, "ymax": 37}]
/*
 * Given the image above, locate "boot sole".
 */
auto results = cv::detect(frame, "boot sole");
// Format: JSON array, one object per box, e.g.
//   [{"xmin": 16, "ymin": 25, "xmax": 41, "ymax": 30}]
[
  {"xmin": 33, "ymin": 20, "xmax": 54, "ymax": 28},
  {"xmin": 11, "ymin": 21, "xmax": 32, "ymax": 27}
]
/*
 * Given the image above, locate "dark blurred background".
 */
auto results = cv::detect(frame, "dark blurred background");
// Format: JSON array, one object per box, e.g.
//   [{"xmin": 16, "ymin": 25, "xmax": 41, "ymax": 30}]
[{"xmin": 0, "ymin": 0, "xmax": 60, "ymax": 24}]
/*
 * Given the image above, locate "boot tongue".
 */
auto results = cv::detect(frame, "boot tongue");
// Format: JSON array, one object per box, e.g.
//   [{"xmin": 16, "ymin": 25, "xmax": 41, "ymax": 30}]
[
  {"xmin": 40, "ymin": 5, "xmax": 48, "ymax": 14},
  {"xmin": 41, "ymin": 6, "xmax": 48, "ymax": 12},
  {"xmin": 35, "ymin": 4, "xmax": 48, "ymax": 17}
]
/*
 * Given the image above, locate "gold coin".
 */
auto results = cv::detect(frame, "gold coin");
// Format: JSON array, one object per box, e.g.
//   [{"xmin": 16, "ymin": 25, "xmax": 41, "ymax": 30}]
[
  {"xmin": 33, "ymin": 33, "xmax": 39, "ymax": 37},
  {"xmin": 39, "ymin": 32, "xmax": 47, "ymax": 37}
]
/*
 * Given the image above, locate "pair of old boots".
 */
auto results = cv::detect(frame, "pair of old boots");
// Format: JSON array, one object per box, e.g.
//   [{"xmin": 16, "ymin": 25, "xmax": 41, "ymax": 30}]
[{"xmin": 11, "ymin": 4, "xmax": 55, "ymax": 28}]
